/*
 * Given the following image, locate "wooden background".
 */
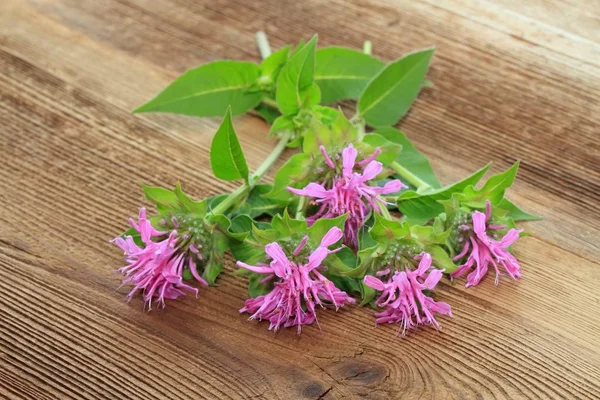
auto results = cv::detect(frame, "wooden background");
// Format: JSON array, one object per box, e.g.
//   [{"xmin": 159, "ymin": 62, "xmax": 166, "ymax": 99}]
[{"xmin": 1, "ymin": 0, "xmax": 599, "ymax": 399}]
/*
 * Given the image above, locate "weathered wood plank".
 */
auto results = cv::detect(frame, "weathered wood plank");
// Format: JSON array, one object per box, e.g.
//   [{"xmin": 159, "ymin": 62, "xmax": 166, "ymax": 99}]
[{"xmin": 0, "ymin": 0, "xmax": 599, "ymax": 399}]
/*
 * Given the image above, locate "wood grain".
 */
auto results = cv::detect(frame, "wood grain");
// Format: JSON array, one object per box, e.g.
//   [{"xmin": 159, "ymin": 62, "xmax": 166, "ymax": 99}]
[{"xmin": 1, "ymin": 0, "xmax": 599, "ymax": 398}]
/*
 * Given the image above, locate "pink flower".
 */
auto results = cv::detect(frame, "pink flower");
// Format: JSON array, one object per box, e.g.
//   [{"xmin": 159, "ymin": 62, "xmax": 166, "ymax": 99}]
[
  {"xmin": 363, "ymin": 253, "xmax": 452, "ymax": 337},
  {"xmin": 237, "ymin": 227, "xmax": 355, "ymax": 333},
  {"xmin": 289, "ymin": 144, "xmax": 406, "ymax": 249},
  {"xmin": 450, "ymin": 201, "xmax": 523, "ymax": 287},
  {"xmin": 112, "ymin": 208, "xmax": 208, "ymax": 309}
]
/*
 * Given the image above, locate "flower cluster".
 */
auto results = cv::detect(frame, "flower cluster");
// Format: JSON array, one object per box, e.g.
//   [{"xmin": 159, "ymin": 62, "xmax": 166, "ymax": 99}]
[
  {"xmin": 112, "ymin": 208, "xmax": 208, "ymax": 309},
  {"xmin": 111, "ymin": 32, "xmax": 534, "ymax": 337},
  {"xmin": 237, "ymin": 227, "xmax": 355, "ymax": 333},
  {"xmin": 450, "ymin": 201, "xmax": 523, "ymax": 287},
  {"xmin": 289, "ymin": 144, "xmax": 406, "ymax": 249},
  {"xmin": 364, "ymin": 253, "xmax": 452, "ymax": 336}
]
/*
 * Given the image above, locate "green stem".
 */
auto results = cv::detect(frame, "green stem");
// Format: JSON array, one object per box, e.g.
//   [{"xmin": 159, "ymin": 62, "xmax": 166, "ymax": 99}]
[
  {"xmin": 363, "ymin": 40, "xmax": 372, "ymax": 55},
  {"xmin": 391, "ymin": 161, "xmax": 431, "ymax": 192},
  {"xmin": 256, "ymin": 31, "xmax": 272, "ymax": 59},
  {"xmin": 209, "ymin": 133, "xmax": 290, "ymax": 216},
  {"xmin": 295, "ymin": 196, "xmax": 306, "ymax": 220}
]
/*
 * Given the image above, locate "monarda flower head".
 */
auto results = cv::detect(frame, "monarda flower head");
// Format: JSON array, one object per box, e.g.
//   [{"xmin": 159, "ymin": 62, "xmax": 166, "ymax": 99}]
[
  {"xmin": 450, "ymin": 200, "xmax": 523, "ymax": 287},
  {"xmin": 236, "ymin": 227, "xmax": 355, "ymax": 333},
  {"xmin": 364, "ymin": 253, "xmax": 452, "ymax": 337},
  {"xmin": 288, "ymin": 144, "xmax": 406, "ymax": 250},
  {"xmin": 112, "ymin": 208, "xmax": 208, "ymax": 309}
]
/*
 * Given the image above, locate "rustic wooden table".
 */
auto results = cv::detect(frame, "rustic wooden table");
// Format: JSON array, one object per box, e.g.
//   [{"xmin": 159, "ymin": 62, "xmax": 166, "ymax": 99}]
[{"xmin": 1, "ymin": 0, "xmax": 599, "ymax": 399}]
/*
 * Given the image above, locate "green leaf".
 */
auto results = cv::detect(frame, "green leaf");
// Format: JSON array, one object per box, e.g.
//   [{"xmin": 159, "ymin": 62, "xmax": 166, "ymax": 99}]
[
  {"xmin": 265, "ymin": 153, "xmax": 313, "ymax": 201},
  {"xmin": 307, "ymin": 215, "xmax": 347, "ymax": 247},
  {"xmin": 302, "ymin": 117, "xmax": 333, "ymax": 155},
  {"xmin": 359, "ymin": 280, "xmax": 377, "ymax": 306},
  {"xmin": 427, "ymin": 245, "xmax": 457, "ymax": 273},
  {"xmin": 397, "ymin": 164, "xmax": 490, "ymax": 224},
  {"xmin": 498, "ymin": 198, "xmax": 542, "ymax": 221},
  {"xmin": 462, "ymin": 162, "xmax": 519, "ymax": 207},
  {"xmin": 409, "ymin": 225, "xmax": 450, "ymax": 246},
  {"xmin": 210, "ymin": 107, "xmax": 249, "ymax": 182},
  {"xmin": 315, "ymin": 47, "xmax": 384, "ymax": 104},
  {"xmin": 203, "ymin": 257, "xmax": 223, "ymax": 286},
  {"xmin": 251, "ymin": 224, "xmax": 281, "ymax": 244},
  {"xmin": 269, "ymin": 115, "xmax": 295, "ymax": 136},
  {"xmin": 141, "ymin": 184, "xmax": 179, "ymax": 211},
  {"xmin": 173, "ymin": 183, "xmax": 207, "ymax": 216},
  {"xmin": 369, "ymin": 213, "xmax": 410, "ymax": 243},
  {"xmin": 358, "ymin": 133, "xmax": 402, "ymax": 166},
  {"xmin": 248, "ymin": 273, "xmax": 272, "ymax": 297},
  {"xmin": 270, "ymin": 209, "xmax": 307, "ymax": 239},
  {"xmin": 376, "ymin": 127, "xmax": 441, "ymax": 188},
  {"xmin": 358, "ymin": 48, "xmax": 434, "ymax": 126},
  {"xmin": 253, "ymin": 103, "xmax": 280, "ymax": 125},
  {"xmin": 330, "ymin": 108, "xmax": 358, "ymax": 144},
  {"xmin": 134, "ymin": 61, "xmax": 262, "ymax": 117},
  {"xmin": 228, "ymin": 214, "xmax": 254, "ymax": 241},
  {"xmin": 276, "ymin": 36, "xmax": 318, "ymax": 115},
  {"xmin": 260, "ymin": 45, "xmax": 291, "ymax": 84},
  {"xmin": 239, "ymin": 184, "xmax": 288, "ymax": 218}
]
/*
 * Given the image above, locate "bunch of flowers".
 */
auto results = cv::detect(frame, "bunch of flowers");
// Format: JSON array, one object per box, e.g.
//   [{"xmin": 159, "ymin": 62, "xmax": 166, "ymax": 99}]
[{"xmin": 111, "ymin": 32, "xmax": 538, "ymax": 336}]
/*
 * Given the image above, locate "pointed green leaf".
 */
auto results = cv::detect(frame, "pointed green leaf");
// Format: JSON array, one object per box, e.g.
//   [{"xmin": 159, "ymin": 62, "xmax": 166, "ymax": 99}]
[
  {"xmin": 260, "ymin": 45, "xmax": 291, "ymax": 84},
  {"xmin": 370, "ymin": 213, "xmax": 410, "ymax": 243},
  {"xmin": 315, "ymin": 47, "xmax": 384, "ymax": 104},
  {"xmin": 270, "ymin": 209, "xmax": 307, "ymax": 239},
  {"xmin": 358, "ymin": 48, "xmax": 434, "ymax": 126},
  {"xmin": 134, "ymin": 61, "xmax": 262, "ymax": 117},
  {"xmin": 376, "ymin": 127, "xmax": 441, "ymax": 188},
  {"xmin": 307, "ymin": 215, "xmax": 347, "ymax": 247},
  {"xmin": 173, "ymin": 183, "xmax": 207, "ymax": 216},
  {"xmin": 359, "ymin": 280, "xmax": 377, "ymax": 306},
  {"xmin": 210, "ymin": 107, "xmax": 249, "ymax": 182},
  {"xmin": 409, "ymin": 225, "xmax": 450, "ymax": 245},
  {"xmin": 251, "ymin": 224, "xmax": 281, "ymax": 245},
  {"xmin": 276, "ymin": 36, "xmax": 318, "ymax": 115},
  {"xmin": 265, "ymin": 153, "xmax": 313, "ymax": 201},
  {"xmin": 203, "ymin": 257, "xmax": 223, "ymax": 285},
  {"xmin": 269, "ymin": 115, "xmax": 295, "ymax": 136},
  {"xmin": 498, "ymin": 198, "xmax": 542, "ymax": 221},
  {"xmin": 427, "ymin": 245, "xmax": 457, "ymax": 273},
  {"xmin": 302, "ymin": 117, "xmax": 333, "ymax": 155},
  {"xmin": 239, "ymin": 184, "xmax": 289, "ymax": 218},
  {"xmin": 141, "ymin": 184, "xmax": 179, "ymax": 210},
  {"xmin": 253, "ymin": 103, "xmax": 280, "ymax": 125},
  {"xmin": 463, "ymin": 162, "xmax": 519, "ymax": 207},
  {"xmin": 358, "ymin": 133, "xmax": 403, "ymax": 166},
  {"xmin": 397, "ymin": 164, "xmax": 490, "ymax": 224}
]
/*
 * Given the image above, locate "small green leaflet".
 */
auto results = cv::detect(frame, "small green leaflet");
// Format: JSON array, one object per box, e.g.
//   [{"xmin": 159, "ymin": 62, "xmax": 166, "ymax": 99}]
[
  {"xmin": 369, "ymin": 213, "xmax": 409, "ymax": 243},
  {"xmin": 260, "ymin": 45, "xmax": 291, "ymax": 85},
  {"xmin": 462, "ymin": 162, "xmax": 519, "ymax": 208},
  {"xmin": 498, "ymin": 198, "xmax": 542, "ymax": 221},
  {"xmin": 315, "ymin": 47, "xmax": 385, "ymax": 104},
  {"xmin": 358, "ymin": 48, "xmax": 434, "ymax": 126},
  {"xmin": 237, "ymin": 184, "xmax": 289, "ymax": 218},
  {"xmin": 134, "ymin": 61, "xmax": 262, "ymax": 117},
  {"xmin": 276, "ymin": 36, "xmax": 319, "ymax": 116},
  {"xmin": 253, "ymin": 103, "xmax": 280, "ymax": 125},
  {"xmin": 307, "ymin": 214, "xmax": 347, "ymax": 247},
  {"xmin": 375, "ymin": 127, "xmax": 441, "ymax": 189},
  {"xmin": 210, "ymin": 107, "xmax": 249, "ymax": 182},
  {"xmin": 397, "ymin": 164, "xmax": 490, "ymax": 224},
  {"xmin": 265, "ymin": 153, "xmax": 313, "ymax": 201},
  {"xmin": 141, "ymin": 184, "xmax": 180, "ymax": 211}
]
